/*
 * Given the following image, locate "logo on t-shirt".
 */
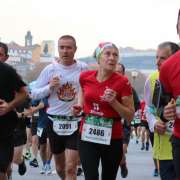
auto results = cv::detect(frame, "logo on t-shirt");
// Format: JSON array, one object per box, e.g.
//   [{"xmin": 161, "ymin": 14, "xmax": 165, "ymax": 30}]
[
  {"xmin": 90, "ymin": 103, "xmax": 104, "ymax": 116},
  {"xmin": 57, "ymin": 82, "xmax": 76, "ymax": 102}
]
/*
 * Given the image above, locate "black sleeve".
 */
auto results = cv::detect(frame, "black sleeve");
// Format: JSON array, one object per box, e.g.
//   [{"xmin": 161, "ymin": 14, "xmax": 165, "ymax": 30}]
[
  {"xmin": 9, "ymin": 67, "xmax": 26, "ymax": 92},
  {"xmin": 132, "ymin": 88, "xmax": 140, "ymax": 112},
  {"xmin": 152, "ymin": 80, "xmax": 172, "ymax": 122}
]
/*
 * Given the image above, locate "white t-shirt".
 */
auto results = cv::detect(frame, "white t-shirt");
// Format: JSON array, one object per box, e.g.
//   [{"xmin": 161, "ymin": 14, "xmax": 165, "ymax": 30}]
[{"xmin": 32, "ymin": 60, "xmax": 87, "ymax": 115}]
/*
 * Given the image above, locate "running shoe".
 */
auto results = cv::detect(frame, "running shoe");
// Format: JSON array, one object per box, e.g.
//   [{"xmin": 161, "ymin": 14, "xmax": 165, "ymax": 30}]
[
  {"xmin": 46, "ymin": 164, "xmax": 52, "ymax": 175},
  {"xmin": 8, "ymin": 174, "xmax": 12, "ymax": 180},
  {"xmin": 77, "ymin": 167, "xmax": 83, "ymax": 176},
  {"xmin": 146, "ymin": 142, "xmax": 149, "ymax": 151},
  {"xmin": 29, "ymin": 158, "xmax": 39, "ymax": 167},
  {"xmin": 153, "ymin": 168, "xmax": 159, "ymax": 177},
  {"xmin": 141, "ymin": 143, "xmax": 145, "ymax": 150},
  {"xmin": 40, "ymin": 165, "xmax": 46, "ymax": 174},
  {"xmin": 18, "ymin": 158, "xmax": 27, "ymax": 175},
  {"xmin": 121, "ymin": 163, "xmax": 128, "ymax": 178}
]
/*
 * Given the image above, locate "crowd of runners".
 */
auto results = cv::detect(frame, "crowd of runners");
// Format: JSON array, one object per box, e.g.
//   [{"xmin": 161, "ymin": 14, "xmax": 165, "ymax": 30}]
[{"xmin": 0, "ymin": 9, "xmax": 180, "ymax": 180}]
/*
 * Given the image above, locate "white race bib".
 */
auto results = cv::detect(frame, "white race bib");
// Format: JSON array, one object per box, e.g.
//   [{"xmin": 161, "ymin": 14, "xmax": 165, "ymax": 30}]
[
  {"xmin": 49, "ymin": 116, "xmax": 78, "ymax": 136},
  {"xmin": 37, "ymin": 127, "xmax": 43, "ymax": 137},
  {"xmin": 134, "ymin": 118, "xmax": 141, "ymax": 124},
  {"xmin": 34, "ymin": 112, "xmax": 39, "ymax": 117},
  {"xmin": 81, "ymin": 116, "xmax": 113, "ymax": 145},
  {"xmin": 165, "ymin": 120, "xmax": 174, "ymax": 135}
]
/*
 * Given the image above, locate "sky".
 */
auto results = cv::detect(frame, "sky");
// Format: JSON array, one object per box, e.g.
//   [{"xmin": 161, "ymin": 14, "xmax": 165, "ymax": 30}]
[{"xmin": 0, "ymin": 0, "xmax": 179, "ymax": 57}]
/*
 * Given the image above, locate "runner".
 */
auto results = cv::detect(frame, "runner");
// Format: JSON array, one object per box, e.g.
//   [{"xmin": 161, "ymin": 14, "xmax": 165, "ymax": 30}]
[
  {"xmin": 73, "ymin": 42, "xmax": 134, "ymax": 180},
  {"xmin": 0, "ymin": 42, "xmax": 27, "ymax": 180},
  {"xmin": 140, "ymin": 100, "xmax": 150, "ymax": 151},
  {"xmin": 8, "ymin": 96, "xmax": 32, "ymax": 179},
  {"xmin": 160, "ymin": 10, "xmax": 180, "ymax": 180},
  {"xmin": 30, "ymin": 98, "xmax": 53, "ymax": 175},
  {"xmin": 32, "ymin": 35, "xmax": 87, "ymax": 180},
  {"xmin": 116, "ymin": 63, "xmax": 140, "ymax": 178},
  {"xmin": 145, "ymin": 41, "xmax": 180, "ymax": 179}
]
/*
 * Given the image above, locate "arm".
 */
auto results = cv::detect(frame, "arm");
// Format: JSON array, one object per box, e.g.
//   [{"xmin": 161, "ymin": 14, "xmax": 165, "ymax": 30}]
[
  {"xmin": 31, "ymin": 101, "xmax": 45, "ymax": 114},
  {"xmin": 101, "ymin": 87, "xmax": 134, "ymax": 122},
  {"xmin": 72, "ymin": 87, "xmax": 84, "ymax": 116},
  {"xmin": 110, "ymin": 95, "xmax": 135, "ymax": 123},
  {"xmin": 31, "ymin": 65, "xmax": 60, "ymax": 99},
  {"xmin": 0, "ymin": 87, "xmax": 27, "ymax": 116},
  {"xmin": 163, "ymin": 99, "xmax": 176, "ymax": 121},
  {"xmin": 144, "ymin": 77, "xmax": 157, "ymax": 132}
]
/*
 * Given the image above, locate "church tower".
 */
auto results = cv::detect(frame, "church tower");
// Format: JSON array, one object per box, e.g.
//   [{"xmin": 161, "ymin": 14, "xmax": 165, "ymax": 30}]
[{"xmin": 25, "ymin": 31, "xmax": 33, "ymax": 47}]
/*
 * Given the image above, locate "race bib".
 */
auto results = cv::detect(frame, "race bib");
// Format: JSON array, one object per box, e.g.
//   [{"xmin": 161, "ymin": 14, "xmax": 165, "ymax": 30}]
[
  {"xmin": 134, "ymin": 118, "xmax": 141, "ymax": 124},
  {"xmin": 34, "ymin": 112, "xmax": 39, "ymax": 117},
  {"xmin": 165, "ymin": 120, "xmax": 174, "ymax": 135},
  {"xmin": 37, "ymin": 127, "xmax": 43, "ymax": 137},
  {"xmin": 49, "ymin": 116, "xmax": 78, "ymax": 136},
  {"xmin": 81, "ymin": 115, "xmax": 113, "ymax": 145}
]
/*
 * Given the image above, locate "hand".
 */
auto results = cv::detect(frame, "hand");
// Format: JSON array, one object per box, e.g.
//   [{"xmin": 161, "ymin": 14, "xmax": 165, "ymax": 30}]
[
  {"xmin": 101, "ymin": 88, "xmax": 117, "ymax": 104},
  {"xmin": 0, "ymin": 99, "xmax": 10, "ymax": 116},
  {"xmin": 164, "ymin": 99, "xmax": 176, "ymax": 121},
  {"xmin": 154, "ymin": 121, "xmax": 166, "ymax": 135},
  {"xmin": 72, "ymin": 105, "xmax": 82, "ymax": 116},
  {"xmin": 49, "ymin": 76, "xmax": 60, "ymax": 90},
  {"xmin": 23, "ymin": 108, "xmax": 33, "ymax": 117},
  {"xmin": 16, "ymin": 112, "xmax": 22, "ymax": 118}
]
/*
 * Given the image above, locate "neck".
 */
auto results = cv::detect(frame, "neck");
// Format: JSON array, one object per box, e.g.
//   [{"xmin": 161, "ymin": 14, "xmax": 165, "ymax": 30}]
[
  {"xmin": 57, "ymin": 59, "xmax": 75, "ymax": 66},
  {"xmin": 96, "ymin": 68, "xmax": 113, "ymax": 82}
]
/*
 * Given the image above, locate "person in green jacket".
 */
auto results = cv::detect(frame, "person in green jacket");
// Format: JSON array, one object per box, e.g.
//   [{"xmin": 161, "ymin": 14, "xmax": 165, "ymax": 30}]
[{"xmin": 144, "ymin": 41, "xmax": 180, "ymax": 180}]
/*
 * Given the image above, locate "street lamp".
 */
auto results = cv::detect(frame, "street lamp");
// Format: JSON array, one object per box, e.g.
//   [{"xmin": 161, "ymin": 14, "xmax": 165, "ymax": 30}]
[{"xmin": 131, "ymin": 70, "xmax": 139, "ymax": 88}]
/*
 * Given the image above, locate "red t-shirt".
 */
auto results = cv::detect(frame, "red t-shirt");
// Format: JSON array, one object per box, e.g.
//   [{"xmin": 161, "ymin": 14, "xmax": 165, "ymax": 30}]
[
  {"xmin": 79, "ymin": 70, "xmax": 132, "ymax": 139},
  {"xmin": 140, "ymin": 100, "xmax": 147, "ymax": 122},
  {"xmin": 160, "ymin": 50, "xmax": 180, "ymax": 138}
]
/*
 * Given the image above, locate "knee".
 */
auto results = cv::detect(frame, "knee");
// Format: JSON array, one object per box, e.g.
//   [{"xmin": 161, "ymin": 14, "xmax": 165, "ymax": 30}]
[
  {"xmin": 66, "ymin": 163, "xmax": 76, "ymax": 176},
  {"xmin": 56, "ymin": 166, "xmax": 65, "ymax": 179}
]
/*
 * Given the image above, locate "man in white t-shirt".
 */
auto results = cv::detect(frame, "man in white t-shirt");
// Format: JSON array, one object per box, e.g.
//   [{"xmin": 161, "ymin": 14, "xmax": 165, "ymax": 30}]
[{"xmin": 32, "ymin": 35, "xmax": 87, "ymax": 180}]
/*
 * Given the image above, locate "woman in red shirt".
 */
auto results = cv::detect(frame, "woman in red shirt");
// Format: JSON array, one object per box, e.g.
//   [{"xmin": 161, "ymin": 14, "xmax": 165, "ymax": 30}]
[{"xmin": 73, "ymin": 42, "xmax": 134, "ymax": 180}]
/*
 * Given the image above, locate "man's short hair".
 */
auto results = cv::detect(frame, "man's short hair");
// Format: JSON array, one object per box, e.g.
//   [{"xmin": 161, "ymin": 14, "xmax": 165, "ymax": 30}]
[
  {"xmin": 117, "ymin": 63, "xmax": 125, "ymax": 75},
  {"xmin": 59, "ymin": 35, "xmax": 76, "ymax": 47},
  {"xmin": 0, "ymin": 42, "xmax": 8, "ymax": 56},
  {"xmin": 158, "ymin": 41, "xmax": 180, "ymax": 55}
]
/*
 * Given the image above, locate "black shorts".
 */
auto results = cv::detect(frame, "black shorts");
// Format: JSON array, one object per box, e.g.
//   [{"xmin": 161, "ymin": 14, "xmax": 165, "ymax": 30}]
[
  {"xmin": 141, "ymin": 121, "xmax": 149, "ymax": 130},
  {"xmin": 13, "ymin": 129, "xmax": 27, "ymax": 147},
  {"xmin": 38, "ymin": 127, "xmax": 48, "ymax": 145},
  {"xmin": 0, "ymin": 137, "xmax": 14, "ymax": 173},
  {"xmin": 47, "ymin": 119, "xmax": 78, "ymax": 154},
  {"xmin": 26, "ymin": 118, "xmax": 31, "ymax": 128},
  {"xmin": 31, "ymin": 116, "xmax": 38, "ymax": 136},
  {"xmin": 133, "ymin": 123, "xmax": 141, "ymax": 128}
]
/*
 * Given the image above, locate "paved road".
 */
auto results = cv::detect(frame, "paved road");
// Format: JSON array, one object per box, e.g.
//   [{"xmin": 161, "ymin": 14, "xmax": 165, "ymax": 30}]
[{"xmin": 12, "ymin": 138, "xmax": 160, "ymax": 180}]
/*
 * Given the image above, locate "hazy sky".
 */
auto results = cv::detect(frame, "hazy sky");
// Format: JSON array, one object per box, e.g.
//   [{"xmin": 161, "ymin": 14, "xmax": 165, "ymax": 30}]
[{"xmin": 0, "ymin": 0, "xmax": 179, "ymax": 57}]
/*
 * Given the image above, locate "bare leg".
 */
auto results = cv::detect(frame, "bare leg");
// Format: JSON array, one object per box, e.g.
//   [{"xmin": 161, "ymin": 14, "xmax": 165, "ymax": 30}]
[
  {"xmin": 65, "ymin": 149, "xmax": 78, "ymax": 180},
  {"xmin": 54, "ymin": 152, "xmax": 65, "ymax": 180}
]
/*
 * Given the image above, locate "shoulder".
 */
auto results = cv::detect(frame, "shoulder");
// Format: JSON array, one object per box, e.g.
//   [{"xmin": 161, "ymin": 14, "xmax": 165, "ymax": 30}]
[
  {"xmin": 161, "ymin": 50, "xmax": 180, "ymax": 70},
  {"xmin": 0, "ymin": 62, "xmax": 16, "ymax": 72},
  {"xmin": 39, "ymin": 63, "xmax": 56, "ymax": 76},
  {"xmin": 80, "ymin": 70, "xmax": 96, "ymax": 80},
  {"xmin": 146, "ymin": 71, "xmax": 159, "ymax": 83},
  {"xmin": 113, "ymin": 72, "xmax": 129, "ymax": 83},
  {"xmin": 149, "ymin": 71, "xmax": 159, "ymax": 79},
  {"xmin": 76, "ymin": 60, "xmax": 88, "ymax": 70},
  {"xmin": 80, "ymin": 69, "xmax": 95, "ymax": 77}
]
